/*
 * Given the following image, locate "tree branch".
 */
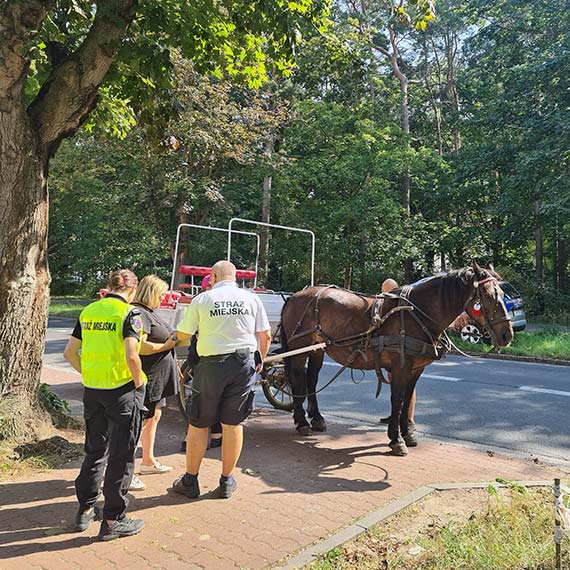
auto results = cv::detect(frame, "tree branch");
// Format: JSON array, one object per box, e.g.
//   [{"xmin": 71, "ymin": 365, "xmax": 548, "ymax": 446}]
[
  {"xmin": 0, "ymin": 1, "xmax": 54, "ymax": 102},
  {"xmin": 27, "ymin": 0, "xmax": 135, "ymax": 157}
]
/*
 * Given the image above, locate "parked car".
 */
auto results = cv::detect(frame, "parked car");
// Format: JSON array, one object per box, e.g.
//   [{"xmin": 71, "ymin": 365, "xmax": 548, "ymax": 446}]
[
  {"xmin": 500, "ymin": 281, "xmax": 527, "ymax": 332},
  {"xmin": 450, "ymin": 281, "xmax": 526, "ymax": 343}
]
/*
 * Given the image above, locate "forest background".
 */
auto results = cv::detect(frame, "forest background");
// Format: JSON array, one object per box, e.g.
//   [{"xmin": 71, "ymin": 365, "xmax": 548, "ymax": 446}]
[{"xmin": 49, "ymin": 0, "xmax": 570, "ymax": 323}]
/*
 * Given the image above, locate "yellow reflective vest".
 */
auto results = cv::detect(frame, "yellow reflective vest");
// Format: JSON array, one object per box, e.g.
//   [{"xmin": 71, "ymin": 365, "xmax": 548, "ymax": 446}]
[{"xmin": 79, "ymin": 297, "xmax": 147, "ymax": 389}]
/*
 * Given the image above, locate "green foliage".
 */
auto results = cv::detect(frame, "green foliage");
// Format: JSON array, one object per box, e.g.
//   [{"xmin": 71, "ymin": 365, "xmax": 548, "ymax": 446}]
[
  {"xmin": 45, "ymin": 0, "xmax": 570, "ymax": 319},
  {"xmin": 453, "ymin": 330, "xmax": 570, "ymax": 360},
  {"xmin": 39, "ymin": 384, "xmax": 71, "ymax": 417},
  {"xmin": 28, "ymin": 0, "xmax": 331, "ymax": 139}
]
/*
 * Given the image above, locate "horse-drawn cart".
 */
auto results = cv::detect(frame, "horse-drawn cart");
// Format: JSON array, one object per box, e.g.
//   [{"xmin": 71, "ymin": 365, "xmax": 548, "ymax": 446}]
[{"xmin": 159, "ymin": 219, "xmax": 317, "ymax": 419}]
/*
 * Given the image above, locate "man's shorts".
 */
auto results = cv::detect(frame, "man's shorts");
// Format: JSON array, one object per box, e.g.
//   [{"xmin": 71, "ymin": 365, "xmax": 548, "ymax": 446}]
[{"xmin": 185, "ymin": 349, "xmax": 256, "ymax": 428}]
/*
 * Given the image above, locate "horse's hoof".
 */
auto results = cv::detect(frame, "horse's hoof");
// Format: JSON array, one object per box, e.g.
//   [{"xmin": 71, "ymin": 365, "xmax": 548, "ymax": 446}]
[
  {"xmin": 389, "ymin": 441, "xmax": 408, "ymax": 456},
  {"xmin": 311, "ymin": 419, "xmax": 327, "ymax": 432},
  {"xmin": 403, "ymin": 432, "xmax": 418, "ymax": 447},
  {"xmin": 296, "ymin": 425, "xmax": 313, "ymax": 436}
]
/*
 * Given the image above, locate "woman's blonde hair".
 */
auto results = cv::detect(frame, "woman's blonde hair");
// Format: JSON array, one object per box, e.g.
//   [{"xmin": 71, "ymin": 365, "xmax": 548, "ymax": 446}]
[{"xmin": 135, "ymin": 275, "xmax": 169, "ymax": 309}]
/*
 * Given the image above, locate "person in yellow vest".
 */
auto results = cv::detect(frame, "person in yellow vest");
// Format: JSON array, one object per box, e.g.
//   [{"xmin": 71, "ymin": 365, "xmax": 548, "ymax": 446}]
[
  {"xmin": 380, "ymin": 278, "xmax": 417, "ymax": 431},
  {"xmin": 63, "ymin": 269, "xmax": 147, "ymax": 541}
]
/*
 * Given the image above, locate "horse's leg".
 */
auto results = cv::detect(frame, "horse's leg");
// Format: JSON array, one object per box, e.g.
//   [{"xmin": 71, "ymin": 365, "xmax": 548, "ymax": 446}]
[
  {"xmin": 387, "ymin": 360, "xmax": 410, "ymax": 456},
  {"xmin": 400, "ymin": 369, "xmax": 422, "ymax": 448},
  {"xmin": 288, "ymin": 354, "xmax": 312, "ymax": 436},
  {"xmin": 306, "ymin": 350, "xmax": 326, "ymax": 432}
]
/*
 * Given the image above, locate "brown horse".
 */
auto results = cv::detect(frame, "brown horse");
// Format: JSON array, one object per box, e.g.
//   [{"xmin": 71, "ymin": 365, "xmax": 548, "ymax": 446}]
[{"xmin": 279, "ymin": 263, "xmax": 513, "ymax": 456}]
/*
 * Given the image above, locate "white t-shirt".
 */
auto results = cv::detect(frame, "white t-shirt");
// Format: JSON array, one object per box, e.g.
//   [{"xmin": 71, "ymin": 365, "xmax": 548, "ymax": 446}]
[{"xmin": 178, "ymin": 280, "xmax": 271, "ymax": 357}]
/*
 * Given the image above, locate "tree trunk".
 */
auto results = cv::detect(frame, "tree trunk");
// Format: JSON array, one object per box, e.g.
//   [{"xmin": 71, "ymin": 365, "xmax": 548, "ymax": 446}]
[
  {"xmin": 344, "ymin": 265, "xmax": 353, "ymax": 289},
  {"xmin": 259, "ymin": 136, "xmax": 274, "ymax": 285},
  {"xmin": 554, "ymin": 221, "xmax": 567, "ymax": 291},
  {"xmin": 445, "ymin": 30, "xmax": 462, "ymax": 154},
  {"xmin": 0, "ymin": 105, "xmax": 50, "ymax": 438},
  {"xmin": 535, "ymin": 193, "xmax": 543, "ymax": 285},
  {"xmin": 400, "ymin": 79, "xmax": 413, "ymax": 281}
]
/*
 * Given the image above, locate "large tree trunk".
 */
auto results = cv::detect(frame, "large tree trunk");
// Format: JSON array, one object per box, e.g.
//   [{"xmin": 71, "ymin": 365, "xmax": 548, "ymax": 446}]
[
  {"xmin": 0, "ymin": 0, "xmax": 135, "ymax": 438},
  {"xmin": 0, "ymin": 105, "xmax": 50, "ymax": 438}
]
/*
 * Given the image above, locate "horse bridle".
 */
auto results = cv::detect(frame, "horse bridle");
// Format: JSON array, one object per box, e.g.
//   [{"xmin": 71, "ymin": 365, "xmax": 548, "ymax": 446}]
[{"xmin": 463, "ymin": 276, "xmax": 510, "ymax": 342}]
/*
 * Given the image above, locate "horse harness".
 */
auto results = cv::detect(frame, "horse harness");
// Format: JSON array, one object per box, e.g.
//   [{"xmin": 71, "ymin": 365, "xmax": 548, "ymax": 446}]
[{"xmin": 285, "ymin": 276, "xmax": 505, "ymax": 391}]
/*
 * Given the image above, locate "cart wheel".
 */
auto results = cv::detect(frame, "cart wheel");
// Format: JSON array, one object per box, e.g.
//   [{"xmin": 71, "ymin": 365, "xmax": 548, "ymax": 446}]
[
  {"xmin": 178, "ymin": 359, "xmax": 192, "ymax": 422},
  {"xmin": 261, "ymin": 362, "xmax": 295, "ymax": 412},
  {"xmin": 460, "ymin": 323, "xmax": 483, "ymax": 344}
]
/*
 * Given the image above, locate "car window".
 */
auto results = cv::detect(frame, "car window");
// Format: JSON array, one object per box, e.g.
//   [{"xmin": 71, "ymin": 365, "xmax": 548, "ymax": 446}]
[{"xmin": 500, "ymin": 281, "xmax": 521, "ymax": 298}]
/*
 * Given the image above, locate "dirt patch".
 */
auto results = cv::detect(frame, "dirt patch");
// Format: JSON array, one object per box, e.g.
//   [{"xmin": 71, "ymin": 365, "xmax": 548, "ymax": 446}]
[
  {"xmin": 340, "ymin": 489, "xmax": 492, "ymax": 567},
  {"xmin": 308, "ymin": 488, "xmax": 548, "ymax": 570},
  {"xmin": 0, "ymin": 429, "xmax": 84, "ymax": 482}
]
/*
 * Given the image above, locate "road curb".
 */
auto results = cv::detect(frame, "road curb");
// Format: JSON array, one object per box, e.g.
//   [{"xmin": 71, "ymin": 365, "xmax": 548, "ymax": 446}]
[{"xmin": 274, "ymin": 480, "xmax": 553, "ymax": 569}]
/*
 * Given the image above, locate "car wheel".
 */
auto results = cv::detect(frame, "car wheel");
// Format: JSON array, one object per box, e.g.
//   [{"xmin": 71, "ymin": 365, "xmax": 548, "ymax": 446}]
[{"xmin": 460, "ymin": 323, "xmax": 483, "ymax": 344}]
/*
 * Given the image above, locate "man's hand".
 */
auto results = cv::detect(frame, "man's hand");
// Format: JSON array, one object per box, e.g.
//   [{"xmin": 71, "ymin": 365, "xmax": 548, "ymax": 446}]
[{"xmin": 255, "ymin": 329, "xmax": 272, "ymax": 373}]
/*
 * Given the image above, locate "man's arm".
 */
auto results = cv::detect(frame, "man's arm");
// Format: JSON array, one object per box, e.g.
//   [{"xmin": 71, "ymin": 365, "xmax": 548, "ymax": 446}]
[
  {"xmin": 177, "ymin": 303, "xmax": 199, "ymax": 342},
  {"xmin": 255, "ymin": 330, "xmax": 272, "ymax": 373},
  {"xmin": 63, "ymin": 337, "xmax": 82, "ymax": 373},
  {"xmin": 125, "ymin": 337, "xmax": 145, "ymax": 388}
]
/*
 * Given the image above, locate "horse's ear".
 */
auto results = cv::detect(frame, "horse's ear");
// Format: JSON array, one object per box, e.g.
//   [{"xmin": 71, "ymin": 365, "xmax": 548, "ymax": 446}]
[
  {"xmin": 472, "ymin": 261, "xmax": 483, "ymax": 276},
  {"xmin": 488, "ymin": 263, "xmax": 495, "ymax": 274}
]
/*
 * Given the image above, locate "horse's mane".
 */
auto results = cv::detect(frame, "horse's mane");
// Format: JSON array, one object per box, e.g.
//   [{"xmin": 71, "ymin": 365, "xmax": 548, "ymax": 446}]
[{"xmin": 315, "ymin": 265, "xmax": 500, "ymax": 300}]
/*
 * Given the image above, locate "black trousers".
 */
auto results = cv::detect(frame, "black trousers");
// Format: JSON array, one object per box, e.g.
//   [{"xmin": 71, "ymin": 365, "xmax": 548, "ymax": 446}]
[{"xmin": 75, "ymin": 381, "xmax": 146, "ymax": 521}]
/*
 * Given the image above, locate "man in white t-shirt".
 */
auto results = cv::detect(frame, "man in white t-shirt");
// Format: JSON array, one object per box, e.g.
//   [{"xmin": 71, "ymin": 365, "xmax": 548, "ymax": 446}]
[{"xmin": 171, "ymin": 260, "xmax": 271, "ymax": 499}]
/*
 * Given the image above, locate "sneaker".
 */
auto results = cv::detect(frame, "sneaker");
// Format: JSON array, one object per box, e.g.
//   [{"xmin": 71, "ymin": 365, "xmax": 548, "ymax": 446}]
[
  {"xmin": 380, "ymin": 415, "xmax": 391, "ymax": 424},
  {"xmin": 171, "ymin": 474, "xmax": 200, "ymax": 499},
  {"xmin": 129, "ymin": 475, "xmax": 146, "ymax": 491},
  {"xmin": 75, "ymin": 505, "xmax": 101, "ymax": 532},
  {"xmin": 215, "ymin": 476, "xmax": 237, "ymax": 499},
  {"xmin": 98, "ymin": 517, "xmax": 144, "ymax": 541},
  {"xmin": 140, "ymin": 462, "xmax": 173, "ymax": 474}
]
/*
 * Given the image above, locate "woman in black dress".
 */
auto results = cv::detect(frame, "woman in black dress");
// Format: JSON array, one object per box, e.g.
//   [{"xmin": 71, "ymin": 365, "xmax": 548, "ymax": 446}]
[{"xmin": 133, "ymin": 275, "xmax": 178, "ymax": 475}]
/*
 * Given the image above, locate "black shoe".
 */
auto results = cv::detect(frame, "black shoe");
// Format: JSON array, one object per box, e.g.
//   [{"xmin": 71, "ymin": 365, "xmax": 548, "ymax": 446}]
[
  {"xmin": 98, "ymin": 517, "xmax": 144, "ymax": 541},
  {"xmin": 75, "ymin": 505, "xmax": 101, "ymax": 532},
  {"xmin": 209, "ymin": 436, "xmax": 222, "ymax": 449},
  {"xmin": 171, "ymin": 474, "xmax": 200, "ymax": 498},
  {"xmin": 180, "ymin": 440, "xmax": 186, "ymax": 453},
  {"xmin": 380, "ymin": 415, "xmax": 391, "ymax": 424},
  {"xmin": 215, "ymin": 476, "xmax": 237, "ymax": 499}
]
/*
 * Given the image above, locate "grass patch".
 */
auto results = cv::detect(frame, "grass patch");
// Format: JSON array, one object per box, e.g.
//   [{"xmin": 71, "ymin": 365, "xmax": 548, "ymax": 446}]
[
  {"xmin": 308, "ymin": 487, "xmax": 569, "ymax": 570},
  {"xmin": 453, "ymin": 330, "xmax": 570, "ymax": 360},
  {"xmin": 49, "ymin": 297, "xmax": 90, "ymax": 319},
  {"xmin": 410, "ymin": 487, "xmax": 564, "ymax": 570}
]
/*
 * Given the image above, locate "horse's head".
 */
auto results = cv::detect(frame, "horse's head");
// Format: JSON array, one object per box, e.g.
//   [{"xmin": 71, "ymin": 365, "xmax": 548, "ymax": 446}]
[{"xmin": 464, "ymin": 262, "xmax": 514, "ymax": 347}]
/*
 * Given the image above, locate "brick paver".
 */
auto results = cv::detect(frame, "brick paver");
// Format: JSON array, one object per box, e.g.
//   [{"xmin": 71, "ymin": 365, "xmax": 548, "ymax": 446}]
[{"xmin": 1, "ymin": 367, "xmax": 567, "ymax": 569}]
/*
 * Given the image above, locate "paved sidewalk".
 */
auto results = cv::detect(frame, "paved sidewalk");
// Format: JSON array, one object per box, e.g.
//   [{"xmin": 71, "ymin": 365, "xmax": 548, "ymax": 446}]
[{"xmin": 1, "ymin": 367, "xmax": 568, "ymax": 570}]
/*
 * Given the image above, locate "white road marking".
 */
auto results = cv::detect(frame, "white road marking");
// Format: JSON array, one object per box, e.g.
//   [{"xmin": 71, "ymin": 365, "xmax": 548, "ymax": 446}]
[
  {"xmin": 322, "ymin": 362, "xmax": 462, "ymax": 382},
  {"xmin": 423, "ymin": 374, "xmax": 462, "ymax": 382},
  {"xmin": 519, "ymin": 386, "xmax": 570, "ymax": 397}
]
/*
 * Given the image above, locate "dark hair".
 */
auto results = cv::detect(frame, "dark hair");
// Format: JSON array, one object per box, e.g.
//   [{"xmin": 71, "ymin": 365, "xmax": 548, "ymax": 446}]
[{"xmin": 107, "ymin": 269, "xmax": 138, "ymax": 291}]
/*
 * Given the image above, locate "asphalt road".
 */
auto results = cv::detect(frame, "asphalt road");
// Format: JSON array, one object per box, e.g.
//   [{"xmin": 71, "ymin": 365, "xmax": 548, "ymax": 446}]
[{"xmin": 45, "ymin": 317, "xmax": 570, "ymax": 464}]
